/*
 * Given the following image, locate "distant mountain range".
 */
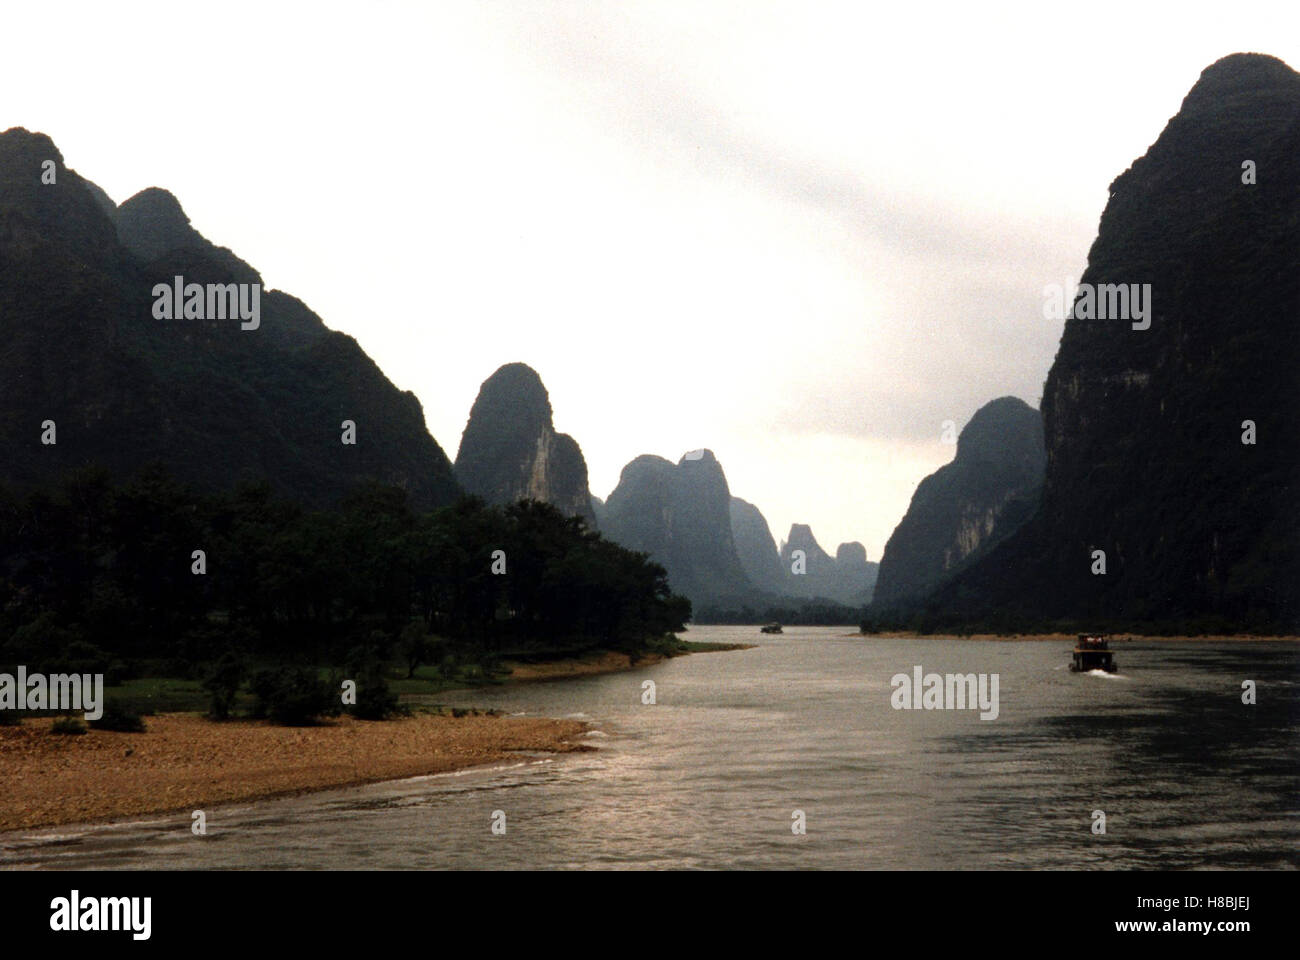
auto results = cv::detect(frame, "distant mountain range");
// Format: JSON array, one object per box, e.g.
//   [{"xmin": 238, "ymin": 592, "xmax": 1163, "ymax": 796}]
[
  {"xmin": 597, "ymin": 447, "xmax": 874, "ymax": 610},
  {"xmin": 778, "ymin": 524, "xmax": 877, "ymax": 606},
  {"xmin": 729, "ymin": 495, "xmax": 879, "ymax": 607},
  {"xmin": 600, "ymin": 449, "xmax": 756, "ymax": 607},
  {"xmin": 11, "ymin": 50, "xmax": 1291, "ymax": 635},
  {"xmin": 0, "ymin": 134, "xmax": 864, "ymax": 615}
]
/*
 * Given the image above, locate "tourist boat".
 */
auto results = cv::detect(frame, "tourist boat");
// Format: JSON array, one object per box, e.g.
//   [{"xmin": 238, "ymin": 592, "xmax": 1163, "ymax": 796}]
[
  {"xmin": 760, "ymin": 622, "xmax": 783, "ymax": 634},
  {"xmin": 1070, "ymin": 634, "xmax": 1117, "ymax": 673}
]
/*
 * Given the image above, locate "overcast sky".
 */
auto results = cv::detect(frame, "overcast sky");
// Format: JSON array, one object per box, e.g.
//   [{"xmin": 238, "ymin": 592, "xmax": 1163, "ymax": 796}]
[{"xmin": 5, "ymin": 2, "xmax": 1297, "ymax": 557}]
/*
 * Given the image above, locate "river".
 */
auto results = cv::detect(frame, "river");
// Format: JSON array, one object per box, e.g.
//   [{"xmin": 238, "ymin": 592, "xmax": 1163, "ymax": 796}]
[{"xmin": 2, "ymin": 627, "xmax": 1296, "ymax": 869}]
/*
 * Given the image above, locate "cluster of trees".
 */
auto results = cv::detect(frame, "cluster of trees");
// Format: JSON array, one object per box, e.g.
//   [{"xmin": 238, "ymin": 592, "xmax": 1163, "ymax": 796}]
[{"xmin": 0, "ymin": 466, "xmax": 691, "ymax": 707}]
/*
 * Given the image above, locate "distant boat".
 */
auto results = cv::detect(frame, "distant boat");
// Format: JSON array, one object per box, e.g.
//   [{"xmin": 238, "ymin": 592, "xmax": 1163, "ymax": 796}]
[
  {"xmin": 760, "ymin": 622, "xmax": 783, "ymax": 634},
  {"xmin": 1069, "ymin": 634, "xmax": 1117, "ymax": 673}
]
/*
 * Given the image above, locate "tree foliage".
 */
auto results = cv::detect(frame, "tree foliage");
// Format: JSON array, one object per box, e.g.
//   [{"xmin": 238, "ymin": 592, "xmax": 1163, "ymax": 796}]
[{"xmin": 0, "ymin": 467, "xmax": 692, "ymax": 685}]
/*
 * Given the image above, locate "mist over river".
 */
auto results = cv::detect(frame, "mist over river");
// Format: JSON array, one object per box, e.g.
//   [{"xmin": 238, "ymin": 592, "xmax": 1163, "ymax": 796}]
[{"xmin": 3, "ymin": 628, "xmax": 1296, "ymax": 870}]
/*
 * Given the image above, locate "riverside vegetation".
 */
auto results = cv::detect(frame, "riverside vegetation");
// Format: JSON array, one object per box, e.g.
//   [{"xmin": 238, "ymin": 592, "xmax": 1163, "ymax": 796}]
[{"xmin": 0, "ymin": 466, "xmax": 691, "ymax": 726}]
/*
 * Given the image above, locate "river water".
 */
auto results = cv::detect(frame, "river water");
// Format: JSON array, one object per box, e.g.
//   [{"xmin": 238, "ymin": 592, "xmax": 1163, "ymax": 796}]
[{"xmin": 2, "ymin": 627, "xmax": 1296, "ymax": 869}]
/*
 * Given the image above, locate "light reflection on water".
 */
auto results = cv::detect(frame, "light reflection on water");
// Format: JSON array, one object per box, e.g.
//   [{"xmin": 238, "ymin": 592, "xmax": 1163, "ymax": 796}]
[{"xmin": 2, "ymin": 628, "xmax": 1296, "ymax": 869}]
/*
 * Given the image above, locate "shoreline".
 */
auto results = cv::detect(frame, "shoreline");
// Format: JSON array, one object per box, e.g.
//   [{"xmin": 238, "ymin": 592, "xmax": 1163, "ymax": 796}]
[
  {"xmin": 0, "ymin": 712, "xmax": 590, "ymax": 836},
  {"xmin": 1, "ymin": 639, "xmax": 756, "ymax": 837},
  {"xmin": 470, "ymin": 641, "xmax": 756, "ymax": 688},
  {"xmin": 854, "ymin": 631, "xmax": 1300, "ymax": 642}
]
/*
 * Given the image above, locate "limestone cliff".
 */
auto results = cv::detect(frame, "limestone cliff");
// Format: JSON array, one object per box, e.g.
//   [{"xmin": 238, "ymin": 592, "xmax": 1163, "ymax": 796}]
[
  {"xmin": 729, "ymin": 496, "xmax": 785, "ymax": 594},
  {"xmin": 873, "ymin": 396, "xmax": 1044, "ymax": 606},
  {"xmin": 780, "ymin": 524, "xmax": 877, "ymax": 604},
  {"xmin": 922, "ymin": 54, "xmax": 1300, "ymax": 631},
  {"xmin": 454, "ymin": 363, "xmax": 596, "ymax": 525},
  {"xmin": 601, "ymin": 450, "xmax": 753, "ymax": 606}
]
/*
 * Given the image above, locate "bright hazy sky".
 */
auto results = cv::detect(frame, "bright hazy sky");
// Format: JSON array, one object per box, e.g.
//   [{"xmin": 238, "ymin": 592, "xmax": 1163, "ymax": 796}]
[{"xmin": 4, "ymin": 2, "xmax": 1297, "ymax": 558}]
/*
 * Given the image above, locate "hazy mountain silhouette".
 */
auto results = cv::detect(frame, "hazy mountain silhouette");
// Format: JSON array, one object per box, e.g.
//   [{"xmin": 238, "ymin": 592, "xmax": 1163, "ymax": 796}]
[
  {"xmin": 873, "ymin": 396, "xmax": 1044, "ymax": 606},
  {"xmin": 601, "ymin": 450, "xmax": 755, "ymax": 606},
  {"xmin": 833, "ymin": 541, "xmax": 878, "ymax": 605},
  {"xmin": 780, "ymin": 524, "xmax": 877, "ymax": 605},
  {"xmin": 729, "ymin": 496, "xmax": 785, "ymax": 594}
]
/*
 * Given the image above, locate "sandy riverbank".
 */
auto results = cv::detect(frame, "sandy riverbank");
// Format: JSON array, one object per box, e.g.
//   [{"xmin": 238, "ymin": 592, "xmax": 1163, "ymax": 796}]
[
  {"xmin": 0, "ymin": 640, "xmax": 756, "ymax": 835},
  {"xmin": 0, "ymin": 712, "xmax": 590, "ymax": 834},
  {"xmin": 497, "ymin": 649, "xmax": 668, "ymax": 683}
]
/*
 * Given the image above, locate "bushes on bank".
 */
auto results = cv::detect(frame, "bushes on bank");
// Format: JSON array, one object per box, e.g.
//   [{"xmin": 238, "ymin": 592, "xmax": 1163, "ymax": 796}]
[
  {"xmin": 344, "ymin": 646, "xmax": 402, "ymax": 721},
  {"xmin": 51, "ymin": 715, "xmax": 86, "ymax": 735},
  {"xmin": 249, "ymin": 667, "xmax": 340, "ymax": 726},
  {"xmin": 88, "ymin": 702, "xmax": 146, "ymax": 732},
  {"xmin": 202, "ymin": 650, "xmax": 247, "ymax": 720}
]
